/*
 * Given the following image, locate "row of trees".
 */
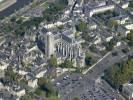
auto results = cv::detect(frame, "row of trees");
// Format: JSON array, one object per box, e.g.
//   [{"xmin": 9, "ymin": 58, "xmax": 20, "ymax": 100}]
[
  {"xmin": 42, "ymin": 1, "xmax": 67, "ymax": 22},
  {"xmin": 103, "ymin": 59, "xmax": 133, "ymax": 89},
  {"xmin": 8, "ymin": 0, "xmax": 68, "ymax": 37},
  {"xmin": 35, "ymin": 77, "xmax": 58, "ymax": 100},
  {"xmin": 9, "ymin": 16, "xmax": 42, "ymax": 37},
  {"xmin": 48, "ymin": 55, "xmax": 73, "ymax": 68}
]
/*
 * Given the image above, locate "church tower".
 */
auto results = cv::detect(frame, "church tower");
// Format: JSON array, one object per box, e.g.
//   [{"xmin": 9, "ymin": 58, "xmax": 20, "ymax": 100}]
[{"xmin": 45, "ymin": 32, "xmax": 55, "ymax": 58}]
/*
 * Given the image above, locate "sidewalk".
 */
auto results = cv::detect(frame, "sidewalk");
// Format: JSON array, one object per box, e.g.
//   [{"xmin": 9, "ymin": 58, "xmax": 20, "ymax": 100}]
[{"xmin": 83, "ymin": 52, "xmax": 111, "ymax": 74}]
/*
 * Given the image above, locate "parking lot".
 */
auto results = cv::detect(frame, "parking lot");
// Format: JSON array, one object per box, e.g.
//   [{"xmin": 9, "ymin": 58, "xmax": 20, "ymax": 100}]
[{"xmin": 53, "ymin": 44, "xmax": 129, "ymax": 100}]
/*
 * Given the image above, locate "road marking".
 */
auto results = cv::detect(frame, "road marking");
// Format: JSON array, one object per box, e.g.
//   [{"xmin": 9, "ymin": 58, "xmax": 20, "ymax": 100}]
[
  {"xmin": 83, "ymin": 52, "xmax": 111, "ymax": 74},
  {"xmin": 40, "ymin": 1, "xmax": 48, "ymax": 7}
]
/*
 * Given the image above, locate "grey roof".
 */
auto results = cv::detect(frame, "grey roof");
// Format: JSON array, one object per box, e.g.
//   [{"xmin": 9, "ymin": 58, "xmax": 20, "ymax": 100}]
[
  {"xmin": 123, "ymin": 83, "xmax": 133, "ymax": 94},
  {"xmin": 0, "ymin": 91, "xmax": 17, "ymax": 100}
]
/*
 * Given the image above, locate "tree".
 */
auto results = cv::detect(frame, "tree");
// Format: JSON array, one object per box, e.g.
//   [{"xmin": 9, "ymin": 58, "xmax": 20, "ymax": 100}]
[
  {"xmin": 37, "ymin": 77, "xmax": 58, "ymax": 98},
  {"xmin": 21, "ymin": 94, "xmax": 33, "ymax": 100},
  {"xmin": 73, "ymin": 97, "xmax": 80, "ymax": 100},
  {"xmin": 127, "ymin": 30, "xmax": 133, "ymax": 46},
  {"xmin": 48, "ymin": 55, "xmax": 57, "ymax": 67},
  {"xmin": 127, "ymin": 30, "xmax": 133, "ymax": 41},
  {"xmin": 5, "ymin": 68, "xmax": 17, "ymax": 81},
  {"xmin": 104, "ymin": 59, "xmax": 133, "ymax": 89},
  {"xmin": 10, "ymin": 16, "xmax": 17, "ymax": 22},
  {"xmin": 76, "ymin": 21, "xmax": 87, "ymax": 32},
  {"xmin": 46, "ymin": 96, "xmax": 59, "ymax": 100},
  {"xmin": 89, "ymin": 45, "xmax": 97, "ymax": 53},
  {"xmin": 85, "ymin": 53, "xmax": 93, "ymax": 66},
  {"xmin": 58, "ymin": 0, "xmax": 68, "ymax": 5},
  {"xmin": 43, "ymin": 3, "xmax": 66, "ymax": 22},
  {"xmin": 34, "ymin": 88, "xmax": 44, "ymax": 96},
  {"xmin": 109, "ymin": 19, "xmax": 118, "ymax": 30},
  {"xmin": 60, "ymin": 59, "xmax": 73, "ymax": 68},
  {"xmin": 129, "ymin": 1, "xmax": 133, "ymax": 7},
  {"xmin": 104, "ymin": 38, "xmax": 117, "ymax": 51},
  {"xmin": 38, "ymin": 77, "xmax": 48, "ymax": 88}
]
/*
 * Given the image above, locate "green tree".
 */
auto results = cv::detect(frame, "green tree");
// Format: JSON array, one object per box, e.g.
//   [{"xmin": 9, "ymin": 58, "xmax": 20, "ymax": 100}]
[
  {"xmin": 48, "ymin": 55, "xmax": 57, "ymax": 67},
  {"xmin": 21, "ymin": 94, "xmax": 33, "ymax": 100},
  {"xmin": 38, "ymin": 77, "xmax": 48, "ymax": 88},
  {"xmin": 127, "ymin": 30, "xmax": 133, "ymax": 41},
  {"xmin": 37, "ymin": 77, "xmax": 58, "ymax": 98},
  {"xmin": 127, "ymin": 30, "xmax": 133, "ymax": 46},
  {"xmin": 76, "ymin": 21, "xmax": 87, "ymax": 32},
  {"xmin": 109, "ymin": 19, "xmax": 118, "ymax": 30},
  {"xmin": 35, "ymin": 88, "xmax": 44, "ymax": 96},
  {"xmin": 104, "ymin": 38, "xmax": 117, "ymax": 51},
  {"xmin": 5, "ymin": 68, "xmax": 17, "ymax": 81},
  {"xmin": 85, "ymin": 53, "xmax": 93, "ymax": 66},
  {"xmin": 58, "ymin": 0, "xmax": 68, "ymax": 5},
  {"xmin": 46, "ymin": 96, "xmax": 59, "ymax": 100},
  {"xmin": 104, "ymin": 59, "xmax": 133, "ymax": 89},
  {"xmin": 73, "ymin": 97, "xmax": 80, "ymax": 100},
  {"xmin": 43, "ymin": 3, "xmax": 66, "ymax": 22},
  {"xmin": 10, "ymin": 16, "xmax": 17, "ymax": 22},
  {"xmin": 60, "ymin": 59, "xmax": 73, "ymax": 68}
]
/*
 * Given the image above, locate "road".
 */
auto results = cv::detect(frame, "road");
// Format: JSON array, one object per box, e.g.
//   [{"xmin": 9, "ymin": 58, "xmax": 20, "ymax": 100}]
[
  {"xmin": 53, "ymin": 44, "xmax": 129, "ymax": 100},
  {"xmin": 83, "ymin": 52, "xmax": 111, "ymax": 74},
  {"xmin": 0, "ymin": 0, "xmax": 33, "ymax": 17}
]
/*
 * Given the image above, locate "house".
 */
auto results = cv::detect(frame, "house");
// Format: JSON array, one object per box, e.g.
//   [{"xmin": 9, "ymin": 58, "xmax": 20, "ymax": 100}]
[
  {"xmin": 94, "ymin": 35, "xmax": 102, "ymax": 45},
  {"xmin": 33, "ymin": 67, "xmax": 47, "ymax": 78},
  {"xmin": 5, "ymin": 83, "xmax": 25, "ymax": 97},
  {"xmin": 0, "ymin": 70, "xmax": 5, "ymax": 78},
  {"xmin": 28, "ymin": 78, "xmax": 38, "ymax": 88},
  {"xmin": 124, "ymin": 23, "xmax": 133, "ymax": 30},
  {"xmin": 0, "ymin": 82, "xmax": 4, "ymax": 90},
  {"xmin": 120, "ymin": 0, "xmax": 129, "ymax": 9},
  {"xmin": 68, "ymin": 0, "xmax": 75, "ymax": 6},
  {"xmin": 25, "ymin": 73, "xmax": 38, "ymax": 88},
  {"xmin": 0, "ymin": 62, "xmax": 8, "ymax": 70},
  {"xmin": 114, "ymin": 41, "xmax": 121, "ymax": 47},
  {"xmin": 12, "ymin": 88, "xmax": 25, "ymax": 97},
  {"xmin": 18, "ymin": 68, "xmax": 28, "ymax": 76},
  {"xmin": 110, "ymin": 15, "xmax": 129, "ymax": 25},
  {"xmin": 117, "ymin": 25, "xmax": 130, "ymax": 36},
  {"xmin": 87, "ymin": 18, "xmax": 97, "ymax": 30},
  {"xmin": 83, "ymin": 1, "xmax": 115, "ymax": 17},
  {"xmin": 0, "ymin": 90, "xmax": 17, "ymax": 100}
]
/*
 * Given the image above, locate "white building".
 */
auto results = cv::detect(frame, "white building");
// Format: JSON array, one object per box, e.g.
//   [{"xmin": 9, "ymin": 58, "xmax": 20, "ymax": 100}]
[
  {"xmin": 34, "ymin": 67, "xmax": 47, "ymax": 78},
  {"xmin": 68, "ymin": 0, "xmax": 75, "ymax": 5},
  {"xmin": 0, "ymin": 82, "xmax": 4, "ymax": 90},
  {"xmin": 6, "ymin": 85, "xmax": 26, "ymax": 97},
  {"xmin": 0, "ymin": 62, "xmax": 8, "ymax": 70},
  {"xmin": 28, "ymin": 78, "xmax": 38, "ymax": 88},
  {"xmin": 125, "ymin": 24, "xmax": 133, "ymax": 30},
  {"xmin": 89, "ymin": 4, "xmax": 115, "ymax": 17},
  {"xmin": 110, "ymin": 15, "xmax": 129, "ymax": 25}
]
